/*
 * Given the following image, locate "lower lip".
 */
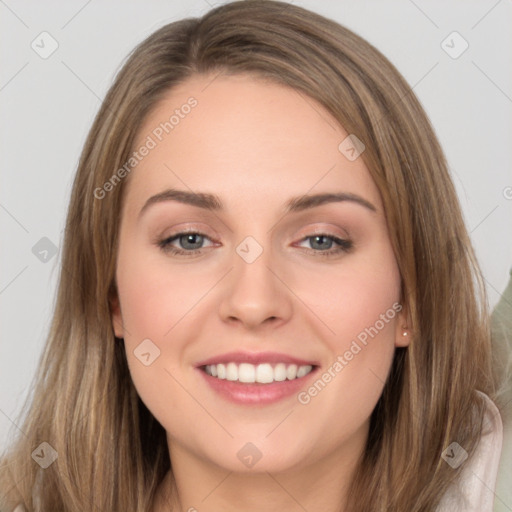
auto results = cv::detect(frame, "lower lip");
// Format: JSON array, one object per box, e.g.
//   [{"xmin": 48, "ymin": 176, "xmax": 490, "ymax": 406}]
[{"xmin": 197, "ymin": 367, "xmax": 318, "ymax": 405}]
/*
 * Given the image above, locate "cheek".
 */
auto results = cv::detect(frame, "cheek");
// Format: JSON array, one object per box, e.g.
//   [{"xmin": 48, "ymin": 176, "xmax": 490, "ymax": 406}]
[
  {"xmin": 296, "ymin": 246, "xmax": 401, "ymax": 349},
  {"xmin": 114, "ymin": 249, "xmax": 182, "ymax": 395},
  {"xmin": 293, "ymin": 246, "xmax": 401, "ymax": 417},
  {"xmin": 116, "ymin": 247, "xmax": 210, "ymax": 341},
  {"xmin": 117, "ymin": 270, "xmax": 196, "ymax": 436},
  {"xmin": 115, "ymin": 247, "xmax": 222, "ymax": 431}
]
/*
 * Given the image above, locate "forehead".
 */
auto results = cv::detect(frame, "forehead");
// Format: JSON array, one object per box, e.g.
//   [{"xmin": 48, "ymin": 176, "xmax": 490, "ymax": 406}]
[{"xmin": 124, "ymin": 73, "xmax": 381, "ymax": 216}]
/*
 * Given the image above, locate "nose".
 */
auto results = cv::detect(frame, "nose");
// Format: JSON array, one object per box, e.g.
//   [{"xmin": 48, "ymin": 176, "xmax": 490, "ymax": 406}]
[{"xmin": 218, "ymin": 241, "xmax": 294, "ymax": 330}]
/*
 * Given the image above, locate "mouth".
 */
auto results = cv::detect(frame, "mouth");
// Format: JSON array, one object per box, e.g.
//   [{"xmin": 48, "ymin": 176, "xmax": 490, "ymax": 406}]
[
  {"xmin": 200, "ymin": 362, "xmax": 316, "ymax": 384},
  {"xmin": 195, "ymin": 352, "xmax": 320, "ymax": 405}
]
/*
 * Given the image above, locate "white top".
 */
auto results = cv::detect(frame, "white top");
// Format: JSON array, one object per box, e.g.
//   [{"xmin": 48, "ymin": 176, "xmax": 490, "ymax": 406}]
[
  {"xmin": 436, "ymin": 391, "xmax": 504, "ymax": 511},
  {"xmin": 13, "ymin": 393, "xmax": 503, "ymax": 512}
]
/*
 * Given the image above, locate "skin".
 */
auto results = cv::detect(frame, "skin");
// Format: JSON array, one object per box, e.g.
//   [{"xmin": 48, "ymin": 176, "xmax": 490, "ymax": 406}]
[{"xmin": 110, "ymin": 73, "xmax": 411, "ymax": 512}]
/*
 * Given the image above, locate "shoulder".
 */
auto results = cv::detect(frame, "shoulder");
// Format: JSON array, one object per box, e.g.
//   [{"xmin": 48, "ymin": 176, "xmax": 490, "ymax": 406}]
[{"xmin": 436, "ymin": 391, "xmax": 504, "ymax": 512}]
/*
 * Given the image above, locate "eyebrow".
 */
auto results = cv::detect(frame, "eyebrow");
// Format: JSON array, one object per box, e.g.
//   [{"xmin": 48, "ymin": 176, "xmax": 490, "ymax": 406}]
[{"xmin": 138, "ymin": 188, "xmax": 377, "ymax": 219}]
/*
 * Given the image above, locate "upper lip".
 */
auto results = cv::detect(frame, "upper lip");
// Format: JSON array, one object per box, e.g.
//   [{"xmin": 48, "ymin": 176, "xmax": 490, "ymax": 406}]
[{"xmin": 195, "ymin": 351, "xmax": 319, "ymax": 368}]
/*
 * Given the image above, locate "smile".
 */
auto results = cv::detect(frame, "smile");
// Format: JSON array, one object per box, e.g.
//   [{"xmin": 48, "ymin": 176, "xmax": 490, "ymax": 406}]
[
  {"xmin": 202, "ymin": 362, "xmax": 314, "ymax": 383},
  {"xmin": 197, "ymin": 362, "xmax": 319, "ymax": 405}
]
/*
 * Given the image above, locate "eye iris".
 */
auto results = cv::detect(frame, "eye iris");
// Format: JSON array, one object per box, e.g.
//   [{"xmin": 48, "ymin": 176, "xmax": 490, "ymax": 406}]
[
  {"xmin": 180, "ymin": 233, "xmax": 203, "ymax": 250},
  {"xmin": 310, "ymin": 235, "xmax": 333, "ymax": 250}
]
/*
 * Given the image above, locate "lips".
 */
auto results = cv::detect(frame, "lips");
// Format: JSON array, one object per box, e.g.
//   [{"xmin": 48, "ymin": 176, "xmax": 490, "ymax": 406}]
[{"xmin": 195, "ymin": 351, "xmax": 320, "ymax": 405}]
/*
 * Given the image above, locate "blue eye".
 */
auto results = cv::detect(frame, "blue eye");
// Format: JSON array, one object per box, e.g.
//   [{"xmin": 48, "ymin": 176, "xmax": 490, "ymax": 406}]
[
  {"xmin": 158, "ymin": 232, "xmax": 214, "ymax": 256},
  {"xmin": 298, "ymin": 234, "xmax": 353, "ymax": 256},
  {"xmin": 157, "ymin": 232, "xmax": 353, "ymax": 258}
]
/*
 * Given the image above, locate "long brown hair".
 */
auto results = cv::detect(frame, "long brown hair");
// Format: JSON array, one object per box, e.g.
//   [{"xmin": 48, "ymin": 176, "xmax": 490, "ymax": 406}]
[{"xmin": 0, "ymin": 1, "xmax": 500, "ymax": 510}]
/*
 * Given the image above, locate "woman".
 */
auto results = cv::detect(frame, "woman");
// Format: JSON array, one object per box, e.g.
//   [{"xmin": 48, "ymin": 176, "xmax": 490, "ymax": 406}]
[{"xmin": 0, "ymin": 1, "xmax": 505, "ymax": 510}]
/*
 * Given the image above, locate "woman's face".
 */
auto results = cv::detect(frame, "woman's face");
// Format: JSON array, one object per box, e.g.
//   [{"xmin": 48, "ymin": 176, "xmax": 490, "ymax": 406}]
[{"xmin": 111, "ymin": 73, "xmax": 409, "ymax": 473}]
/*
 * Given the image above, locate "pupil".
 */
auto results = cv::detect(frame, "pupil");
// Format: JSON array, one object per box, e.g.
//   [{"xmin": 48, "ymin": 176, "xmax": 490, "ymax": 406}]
[
  {"xmin": 312, "ymin": 235, "xmax": 331, "ymax": 250},
  {"xmin": 182, "ymin": 234, "xmax": 202, "ymax": 249}
]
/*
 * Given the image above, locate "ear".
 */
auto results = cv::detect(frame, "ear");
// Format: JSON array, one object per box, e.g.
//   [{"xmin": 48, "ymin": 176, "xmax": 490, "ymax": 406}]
[
  {"xmin": 394, "ymin": 302, "xmax": 412, "ymax": 348},
  {"xmin": 109, "ymin": 284, "xmax": 125, "ymax": 339}
]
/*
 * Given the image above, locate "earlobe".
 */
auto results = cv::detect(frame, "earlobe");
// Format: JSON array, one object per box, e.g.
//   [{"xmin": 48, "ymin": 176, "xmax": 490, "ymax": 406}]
[
  {"xmin": 109, "ymin": 285, "xmax": 124, "ymax": 339},
  {"xmin": 396, "ymin": 326, "xmax": 411, "ymax": 347},
  {"xmin": 395, "ymin": 305, "xmax": 413, "ymax": 348}
]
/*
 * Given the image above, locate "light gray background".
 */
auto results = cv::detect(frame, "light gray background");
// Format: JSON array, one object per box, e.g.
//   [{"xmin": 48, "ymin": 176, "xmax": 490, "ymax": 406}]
[{"xmin": 1, "ymin": 0, "xmax": 511, "ymax": 454}]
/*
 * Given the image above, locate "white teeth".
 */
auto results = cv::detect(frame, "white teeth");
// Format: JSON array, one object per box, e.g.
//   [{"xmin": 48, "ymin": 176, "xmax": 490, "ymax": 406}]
[
  {"xmin": 226, "ymin": 362, "xmax": 238, "ymax": 381},
  {"xmin": 238, "ymin": 363, "xmax": 255, "ymax": 383},
  {"xmin": 203, "ymin": 362, "xmax": 313, "ymax": 383},
  {"xmin": 297, "ymin": 365, "xmax": 310, "ymax": 378},
  {"xmin": 256, "ymin": 363, "xmax": 274, "ymax": 383},
  {"xmin": 286, "ymin": 364, "xmax": 298, "ymax": 380},
  {"xmin": 274, "ymin": 363, "xmax": 287, "ymax": 382},
  {"xmin": 217, "ymin": 363, "xmax": 226, "ymax": 379}
]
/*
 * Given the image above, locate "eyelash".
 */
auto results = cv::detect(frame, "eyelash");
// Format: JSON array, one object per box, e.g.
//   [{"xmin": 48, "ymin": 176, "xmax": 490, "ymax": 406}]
[{"xmin": 157, "ymin": 230, "xmax": 353, "ymax": 258}]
